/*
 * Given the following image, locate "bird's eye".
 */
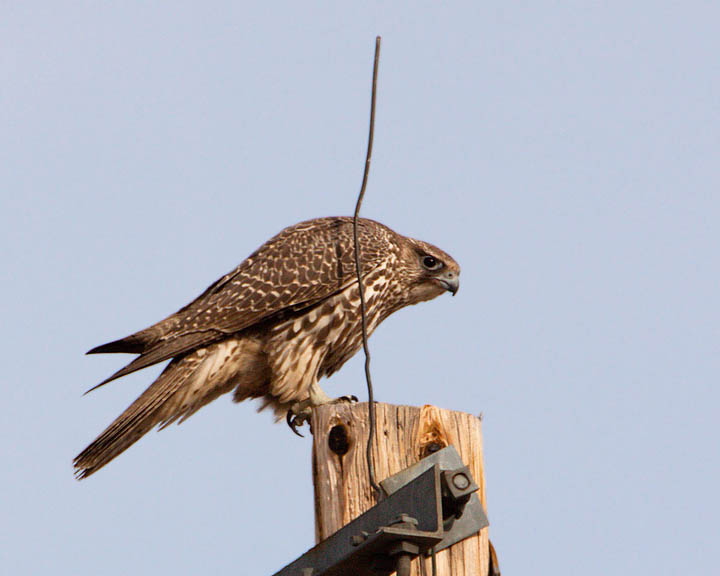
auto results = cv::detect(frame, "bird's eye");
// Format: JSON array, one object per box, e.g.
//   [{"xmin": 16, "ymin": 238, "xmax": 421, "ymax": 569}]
[{"xmin": 422, "ymin": 255, "xmax": 443, "ymax": 270}]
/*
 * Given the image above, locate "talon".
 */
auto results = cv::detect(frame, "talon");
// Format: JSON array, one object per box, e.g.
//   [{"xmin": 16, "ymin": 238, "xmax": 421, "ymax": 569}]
[
  {"xmin": 286, "ymin": 402, "xmax": 313, "ymax": 437},
  {"xmin": 286, "ymin": 410, "xmax": 305, "ymax": 437},
  {"xmin": 285, "ymin": 393, "xmax": 356, "ymax": 437}
]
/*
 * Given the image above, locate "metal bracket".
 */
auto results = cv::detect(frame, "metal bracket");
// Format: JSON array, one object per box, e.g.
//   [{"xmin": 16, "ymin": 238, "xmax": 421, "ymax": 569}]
[
  {"xmin": 272, "ymin": 466, "xmax": 444, "ymax": 576},
  {"xmin": 380, "ymin": 445, "xmax": 489, "ymax": 553},
  {"xmin": 272, "ymin": 446, "xmax": 489, "ymax": 575}
]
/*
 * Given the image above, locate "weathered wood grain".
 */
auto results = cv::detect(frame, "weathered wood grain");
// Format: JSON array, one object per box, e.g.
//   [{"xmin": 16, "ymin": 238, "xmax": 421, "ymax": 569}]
[{"xmin": 312, "ymin": 402, "xmax": 489, "ymax": 576}]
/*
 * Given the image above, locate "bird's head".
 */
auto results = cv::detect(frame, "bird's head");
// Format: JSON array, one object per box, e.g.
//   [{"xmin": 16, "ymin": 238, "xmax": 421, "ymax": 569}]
[{"xmin": 399, "ymin": 237, "xmax": 460, "ymax": 304}]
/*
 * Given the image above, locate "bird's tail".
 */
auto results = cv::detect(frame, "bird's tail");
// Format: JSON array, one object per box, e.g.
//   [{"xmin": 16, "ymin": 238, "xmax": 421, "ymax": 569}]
[{"xmin": 74, "ymin": 339, "xmax": 253, "ymax": 479}]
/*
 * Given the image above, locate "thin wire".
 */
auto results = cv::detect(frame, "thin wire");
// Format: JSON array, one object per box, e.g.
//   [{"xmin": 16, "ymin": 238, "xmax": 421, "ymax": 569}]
[
  {"xmin": 354, "ymin": 37, "xmax": 437, "ymax": 576},
  {"xmin": 353, "ymin": 36, "xmax": 382, "ymax": 497}
]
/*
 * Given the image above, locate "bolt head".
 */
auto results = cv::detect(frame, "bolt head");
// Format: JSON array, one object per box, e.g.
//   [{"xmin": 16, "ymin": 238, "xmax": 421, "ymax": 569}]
[
  {"xmin": 351, "ymin": 531, "xmax": 369, "ymax": 546},
  {"xmin": 452, "ymin": 472, "xmax": 470, "ymax": 490}
]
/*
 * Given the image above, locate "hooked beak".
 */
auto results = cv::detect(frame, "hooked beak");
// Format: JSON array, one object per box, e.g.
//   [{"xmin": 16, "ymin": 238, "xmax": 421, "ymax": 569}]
[{"xmin": 436, "ymin": 273, "xmax": 459, "ymax": 296}]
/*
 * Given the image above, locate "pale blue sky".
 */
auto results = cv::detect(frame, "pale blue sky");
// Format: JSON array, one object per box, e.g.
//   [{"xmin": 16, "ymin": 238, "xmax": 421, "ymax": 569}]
[{"xmin": 2, "ymin": 3, "xmax": 719, "ymax": 575}]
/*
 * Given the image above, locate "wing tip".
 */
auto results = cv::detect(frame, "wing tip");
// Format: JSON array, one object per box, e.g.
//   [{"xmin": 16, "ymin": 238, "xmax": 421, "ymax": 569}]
[
  {"xmin": 83, "ymin": 364, "xmax": 136, "ymax": 395},
  {"xmin": 83, "ymin": 381, "xmax": 107, "ymax": 395},
  {"xmin": 87, "ymin": 336, "xmax": 145, "ymax": 355}
]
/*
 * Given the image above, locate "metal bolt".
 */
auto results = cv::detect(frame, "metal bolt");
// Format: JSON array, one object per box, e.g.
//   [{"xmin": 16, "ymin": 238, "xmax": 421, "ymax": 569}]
[
  {"xmin": 395, "ymin": 553, "xmax": 412, "ymax": 576},
  {"xmin": 452, "ymin": 472, "xmax": 470, "ymax": 490},
  {"xmin": 390, "ymin": 514, "xmax": 418, "ymax": 527},
  {"xmin": 350, "ymin": 531, "xmax": 369, "ymax": 546}
]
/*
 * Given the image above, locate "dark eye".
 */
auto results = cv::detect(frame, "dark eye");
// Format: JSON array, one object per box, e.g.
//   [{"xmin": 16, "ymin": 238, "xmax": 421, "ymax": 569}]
[{"xmin": 422, "ymin": 255, "xmax": 442, "ymax": 270}]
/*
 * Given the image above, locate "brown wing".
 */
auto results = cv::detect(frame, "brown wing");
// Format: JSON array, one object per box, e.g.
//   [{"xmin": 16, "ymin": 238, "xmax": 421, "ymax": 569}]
[{"xmin": 87, "ymin": 217, "xmax": 392, "ymax": 389}]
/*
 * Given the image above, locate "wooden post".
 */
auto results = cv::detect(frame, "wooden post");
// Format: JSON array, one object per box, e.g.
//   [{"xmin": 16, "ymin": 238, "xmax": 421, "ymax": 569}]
[{"xmin": 312, "ymin": 402, "xmax": 489, "ymax": 576}]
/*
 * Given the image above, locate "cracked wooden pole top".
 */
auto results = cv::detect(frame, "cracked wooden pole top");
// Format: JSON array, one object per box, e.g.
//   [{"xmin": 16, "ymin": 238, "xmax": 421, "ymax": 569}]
[{"xmin": 312, "ymin": 402, "xmax": 490, "ymax": 576}]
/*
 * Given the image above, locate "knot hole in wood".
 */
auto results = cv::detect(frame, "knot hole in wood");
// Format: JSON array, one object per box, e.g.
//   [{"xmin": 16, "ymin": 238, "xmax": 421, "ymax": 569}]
[{"xmin": 328, "ymin": 423, "xmax": 350, "ymax": 457}]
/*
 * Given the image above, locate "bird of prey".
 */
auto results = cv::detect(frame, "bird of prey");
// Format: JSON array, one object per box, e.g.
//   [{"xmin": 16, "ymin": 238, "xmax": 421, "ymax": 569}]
[{"xmin": 74, "ymin": 217, "xmax": 460, "ymax": 478}]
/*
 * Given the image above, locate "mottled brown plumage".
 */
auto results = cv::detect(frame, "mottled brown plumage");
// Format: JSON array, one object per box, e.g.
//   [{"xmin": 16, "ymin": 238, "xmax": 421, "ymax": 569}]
[{"xmin": 75, "ymin": 217, "xmax": 460, "ymax": 478}]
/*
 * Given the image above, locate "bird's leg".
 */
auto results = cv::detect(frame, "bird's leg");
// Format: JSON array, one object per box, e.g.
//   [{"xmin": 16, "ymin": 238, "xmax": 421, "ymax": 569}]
[
  {"xmin": 286, "ymin": 382, "xmax": 359, "ymax": 437},
  {"xmin": 308, "ymin": 381, "xmax": 333, "ymax": 406}
]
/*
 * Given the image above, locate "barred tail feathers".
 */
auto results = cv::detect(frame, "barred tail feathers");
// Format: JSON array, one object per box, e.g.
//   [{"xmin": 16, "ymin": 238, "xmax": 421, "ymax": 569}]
[{"xmin": 74, "ymin": 337, "xmax": 261, "ymax": 479}]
